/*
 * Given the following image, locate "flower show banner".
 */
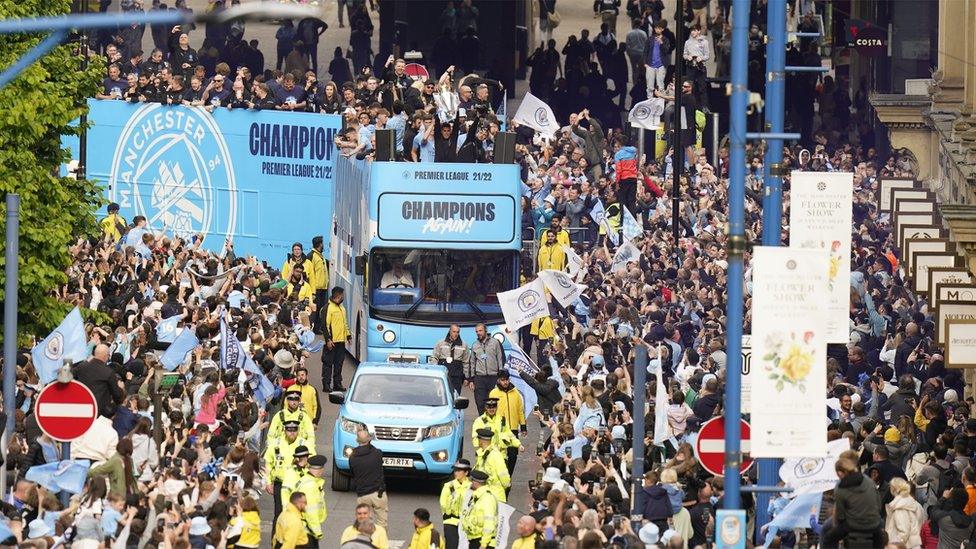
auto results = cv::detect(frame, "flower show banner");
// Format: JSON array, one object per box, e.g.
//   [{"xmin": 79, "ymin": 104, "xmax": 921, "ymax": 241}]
[
  {"xmin": 789, "ymin": 171, "xmax": 853, "ymax": 344},
  {"xmin": 751, "ymin": 246, "xmax": 828, "ymax": 458}
]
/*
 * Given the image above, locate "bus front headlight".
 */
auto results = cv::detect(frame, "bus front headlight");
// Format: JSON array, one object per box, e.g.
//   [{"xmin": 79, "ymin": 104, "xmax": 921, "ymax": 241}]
[{"xmin": 382, "ymin": 330, "xmax": 397, "ymax": 343}]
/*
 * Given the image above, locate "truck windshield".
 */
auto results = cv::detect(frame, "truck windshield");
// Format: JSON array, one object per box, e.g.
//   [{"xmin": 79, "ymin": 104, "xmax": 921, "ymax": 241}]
[
  {"xmin": 349, "ymin": 374, "xmax": 448, "ymax": 406},
  {"xmin": 368, "ymin": 248, "xmax": 516, "ymax": 324}
]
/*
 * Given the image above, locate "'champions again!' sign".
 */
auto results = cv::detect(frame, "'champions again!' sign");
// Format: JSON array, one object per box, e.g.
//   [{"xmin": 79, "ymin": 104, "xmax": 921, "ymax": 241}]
[{"xmin": 378, "ymin": 192, "xmax": 515, "ymax": 244}]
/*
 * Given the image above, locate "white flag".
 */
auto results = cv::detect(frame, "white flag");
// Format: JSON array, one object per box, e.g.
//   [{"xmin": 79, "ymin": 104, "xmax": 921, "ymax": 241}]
[
  {"xmin": 653, "ymin": 346, "xmax": 670, "ymax": 445},
  {"xmin": 563, "ymin": 245, "xmax": 583, "ymax": 277},
  {"xmin": 779, "ymin": 438, "xmax": 851, "ymax": 495},
  {"xmin": 498, "ymin": 278, "xmax": 549, "ymax": 331},
  {"xmin": 610, "ymin": 240, "xmax": 641, "ymax": 272},
  {"xmin": 494, "ymin": 502, "xmax": 516, "ymax": 549},
  {"xmin": 629, "ymin": 97, "xmax": 666, "ymax": 130},
  {"xmin": 514, "ymin": 92, "xmax": 559, "ymax": 137},
  {"xmin": 604, "ymin": 220, "xmax": 620, "ymax": 246},
  {"xmin": 622, "ymin": 206, "xmax": 642, "ymax": 241},
  {"xmin": 539, "ymin": 269, "xmax": 583, "ymax": 307}
]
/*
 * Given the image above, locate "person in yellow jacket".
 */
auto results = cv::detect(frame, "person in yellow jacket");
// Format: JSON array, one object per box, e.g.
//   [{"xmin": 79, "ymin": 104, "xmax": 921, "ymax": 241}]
[
  {"xmin": 537, "ymin": 229, "xmax": 567, "ymax": 272},
  {"xmin": 285, "ymin": 263, "xmax": 315, "ymax": 303},
  {"xmin": 408, "ymin": 508, "xmax": 446, "ymax": 549},
  {"xmin": 460, "ymin": 470, "xmax": 498, "ymax": 549},
  {"xmin": 273, "ymin": 492, "xmax": 309, "ymax": 549},
  {"xmin": 282, "ymin": 454, "xmax": 328, "ymax": 544},
  {"xmin": 290, "ymin": 368, "xmax": 321, "ymax": 425},
  {"xmin": 99, "ymin": 203, "xmax": 127, "ymax": 242},
  {"xmin": 439, "ymin": 459, "xmax": 472, "ymax": 549},
  {"xmin": 267, "ymin": 392, "xmax": 316, "ymax": 448},
  {"xmin": 600, "ymin": 192, "xmax": 622, "ymax": 238},
  {"xmin": 473, "ymin": 429, "xmax": 511, "ymax": 503},
  {"xmin": 470, "ymin": 399, "xmax": 520, "ymax": 452},
  {"xmin": 232, "ymin": 496, "xmax": 261, "ymax": 548},
  {"xmin": 488, "ymin": 371, "xmax": 525, "ymax": 475},
  {"xmin": 263, "ymin": 428, "xmax": 312, "ymax": 530},
  {"xmin": 538, "ymin": 215, "xmax": 571, "ymax": 248},
  {"xmin": 281, "ymin": 242, "xmax": 314, "ymax": 281},
  {"xmin": 340, "ymin": 504, "xmax": 390, "ymax": 549},
  {"xmin": 321, "ymin": 286, "xmax": 350, "ymax": 391},
  {"xmin": 512, "ymin": 516, "xmax": 542, "ymax": 549},
  {"xmin": 309, "ymin": 236, "xmax": 330, "ymax": 333}
]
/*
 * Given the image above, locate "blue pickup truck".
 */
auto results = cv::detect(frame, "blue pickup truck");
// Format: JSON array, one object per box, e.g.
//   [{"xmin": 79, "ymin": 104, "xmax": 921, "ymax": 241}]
[{"xmin": 328, "ymin": 362, "xmax": 468, "ymax": 491}]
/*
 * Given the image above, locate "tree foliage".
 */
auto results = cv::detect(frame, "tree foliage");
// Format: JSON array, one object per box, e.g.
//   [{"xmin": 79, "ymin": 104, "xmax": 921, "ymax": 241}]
[{"xmin": 0, "ymin": 0, "xmax": 105, "ymax": 341}]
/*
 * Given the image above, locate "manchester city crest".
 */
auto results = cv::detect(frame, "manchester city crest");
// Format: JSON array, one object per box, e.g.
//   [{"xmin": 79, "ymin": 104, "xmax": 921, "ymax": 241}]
[
  {"xmin": 107, "ymin": 104, "xmax": 237, "ymax": 244},
  {"xmin": 518, "ymin": 289, "xmax": 541, "ymax": 312},
  {"xmin": 44, "ymin": 332, "xmax": 64, "ymax": 361},
  {"xmin": 534, "ymin": 107, "xmax": 549, "ymax": 126}
]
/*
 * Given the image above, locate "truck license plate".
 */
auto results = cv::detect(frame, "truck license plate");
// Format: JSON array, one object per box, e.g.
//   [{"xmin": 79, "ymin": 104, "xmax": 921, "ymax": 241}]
[{"xmin": 382, "ymin": 457, "xmax": 414, "ymax": 468}]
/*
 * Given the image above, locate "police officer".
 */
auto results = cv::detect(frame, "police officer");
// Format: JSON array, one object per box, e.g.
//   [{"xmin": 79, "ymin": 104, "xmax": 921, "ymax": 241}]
[
  {"xmin": 438, "ymin": 459, "xmax": 472, "ymax": 549},
  {"xmin": 460, "ymin": 470, "xmax": 498, "ymax": 549},
  {"xmin": 267, "ymin": 390, "xmax": 316, "ymax": 448},
  {"xmin": 473, "ymin": 428, "xmax": 510, "ymax": 503},
  {"xmin": 470, "ymin": 398, "xmax": 520, "ymax": 455},
  {"xmin": 263, "ymin": 426, "xmax": 311, "ymax": 529},
  {"xmin": 283, "ymin": 454, "xmax": 328, "ymax": 547}
]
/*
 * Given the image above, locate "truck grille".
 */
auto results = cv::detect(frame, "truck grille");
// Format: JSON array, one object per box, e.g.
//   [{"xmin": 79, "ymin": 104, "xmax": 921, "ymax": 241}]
[{"xmin": 374, "ymin": 426, "xmax": 420, "ymax": 441}]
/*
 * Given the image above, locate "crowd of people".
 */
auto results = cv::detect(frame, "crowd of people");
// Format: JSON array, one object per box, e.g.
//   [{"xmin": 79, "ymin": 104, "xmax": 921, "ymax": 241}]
[{"xmin": 6, "ymin": 0, "xmax": 969, "ymax": 548}]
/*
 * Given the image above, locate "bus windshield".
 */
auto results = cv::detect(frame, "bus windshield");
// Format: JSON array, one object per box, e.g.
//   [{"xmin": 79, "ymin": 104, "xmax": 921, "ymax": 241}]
[{"xmin": 368, "ymin": 248, "xmax": 516, "ymax": 324}]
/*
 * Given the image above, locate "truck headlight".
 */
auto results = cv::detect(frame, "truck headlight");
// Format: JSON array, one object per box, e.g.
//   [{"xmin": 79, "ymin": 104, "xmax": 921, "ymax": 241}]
[
  {"xmin": 382, "ymin": 330, "xmax": 396, "ymax": 343},
  {"xmin": 339, "ymin": 416, "xmax": 366, "ymax": 434},
  {"xmin": 424, "ymin": 421, "xmax": 454, "ymax": 440}
]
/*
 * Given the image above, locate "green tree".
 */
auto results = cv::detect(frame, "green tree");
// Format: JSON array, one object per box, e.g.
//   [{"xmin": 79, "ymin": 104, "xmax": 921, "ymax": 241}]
[{"xmin": 0, "ymin": 0, "xmax": 105, "ymax": 341}]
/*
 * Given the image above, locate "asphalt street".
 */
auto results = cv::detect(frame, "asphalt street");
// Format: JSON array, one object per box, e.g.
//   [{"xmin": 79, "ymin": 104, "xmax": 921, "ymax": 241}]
[{"xmin": 258, "ymin": 350, "xmax": 541, "ymax": 548}]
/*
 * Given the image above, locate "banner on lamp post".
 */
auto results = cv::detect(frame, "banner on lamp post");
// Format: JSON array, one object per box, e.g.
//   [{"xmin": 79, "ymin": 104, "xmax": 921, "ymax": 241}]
[
  {"xmin": 789, "ymin": 171, "xmax": 853, "ymax": 344},
  {"xmin": 751, "ymin": 246, "xmax": 829, "ymax": 458}
]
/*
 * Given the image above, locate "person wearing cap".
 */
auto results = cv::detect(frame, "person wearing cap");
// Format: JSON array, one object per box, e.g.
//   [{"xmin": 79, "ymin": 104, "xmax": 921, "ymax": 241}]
[
  {"xmin": 267, "ymin": 386, "xmax": 316, "ymax": 449},
  {"xmin": 99, "ymin": 202, "xmax": 127, "ymax": 242},
  {"xmin": 470, "ymin": 397, "xmax": 518, "ymax": 452},
  {"xmin": 488, "ymin": 370, "xmax": 526, "ymax": 474},
  {"xmin": 439, "ymin": 459, "xmax": 472, "ymax": 549},
  {"xmin": 322, "ymin": 286, "xmax": 350, "ymax": 392},
  {"xmin": 537, "ymin": 228, "xmax": 567, "ymax": 272},
  {"xmin": 263, "ymin": 422, "xmax": 312, "ymax": 528},
  {"xmin": 460, "ymin": 470, "xmax": 498, "ymax": 549},
  {"xmin": 291, "ymin": 367, "xmax": 321, "ymax": 425},
  {"xmin": 408, "ymin": 507, "xmax": 445, "ymax": 549},
  {"xmin": 274, "ymin": 491, "xmax": 310, "ymax": 549},
  {"xmin": 283, "ymin": 454, "xmax": 328, "ymax": 546},
  {"xmin": 474, "ymin": 428, "xmax": 510, "ymax": 502}
]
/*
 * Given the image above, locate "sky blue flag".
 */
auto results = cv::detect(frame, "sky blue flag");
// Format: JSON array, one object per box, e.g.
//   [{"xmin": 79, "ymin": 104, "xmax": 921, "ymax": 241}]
[
  {"xmin": 160, "ymin": 328, "xmax": 199, "ymax": 371},
  {"xmin": 762, "ymin": 492, "xmax": 823, "ymax": 547},
  {"xmin": 242, "ymin": 349, "xmax": 275, "ymax": 406},
  {"xmin": 32, "ymin": 307, "xmax": 89, "ymax": 385},
  {"xmin": 294, "ymin": 325, "xmax": 324, "ymax": 353},
  {"xmin": 0, "ymin": 518, "xmax": 12, "ymax": 544},
  {"xmin": 156, "ymin": 314, "xmax": 181, "ymax": 343},
  {"xmin": 25, "ymin": 459, "xmax": 91, "ymax": 494},
  {"xmin": 605, "ymin": 220, "xmax": 620, "ymax": 246},
  {"xmin": 622, "ymin": 207, "xmax": 642, "ymax": 241}
]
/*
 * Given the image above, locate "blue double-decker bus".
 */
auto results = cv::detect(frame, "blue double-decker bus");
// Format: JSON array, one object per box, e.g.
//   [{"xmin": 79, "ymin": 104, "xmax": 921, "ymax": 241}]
[{"xmin": 332, "ymin": 159, "xmax": 521, "ymax": 363}]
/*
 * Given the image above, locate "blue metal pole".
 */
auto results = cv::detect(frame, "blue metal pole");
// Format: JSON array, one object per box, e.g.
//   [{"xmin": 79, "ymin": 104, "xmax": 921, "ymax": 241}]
[
  {"xmin": 0, "ymin": 30, "xmax": 68, "ymax": 90},
  {"xmin": 756, "ymin": 0, "xmax": 787, "ymax": 537},
  {"xmin": 631, "ymin": 344, "xmax": 649, "ymax": 514},
  {"xmin": 3, "ymin": 195, "xmax": 20, "ymax": 444},
  {"xmin": 723, "ymin": 0, "xmax": 749, "ymax": 512}
]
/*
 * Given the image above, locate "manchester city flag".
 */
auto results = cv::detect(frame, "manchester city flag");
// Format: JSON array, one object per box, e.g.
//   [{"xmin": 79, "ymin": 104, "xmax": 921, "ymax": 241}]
[
  {"xmin": 622, "ymin": 207, "xmax": 643, "ymax": 241},
  {"xmin": 32, "ymin": 307, "xmax": 89, "ymax": 385},
  {"xmin": 26, "ymin": 459, "xmax": 92, "ymax": 494},
  {"xmin": 513, "ymin": 92, "xmax": 559, "ymax": 137},
  {"xmin": 498, "ymin": 278, "xmax": 549, "ymax": 331},
  {"xmin": 160, "ymin": 328, "xmax": 199, "ymax": 371},
  {"xmin": 628, "ymin": 98, "xmax": 666, "ymax": 130}
]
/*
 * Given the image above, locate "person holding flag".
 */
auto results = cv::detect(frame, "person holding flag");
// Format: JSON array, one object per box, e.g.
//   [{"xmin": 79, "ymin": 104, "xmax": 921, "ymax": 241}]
[{"xmin": 488, "ymin": 371, "xmax": 526, "ymax": 475}]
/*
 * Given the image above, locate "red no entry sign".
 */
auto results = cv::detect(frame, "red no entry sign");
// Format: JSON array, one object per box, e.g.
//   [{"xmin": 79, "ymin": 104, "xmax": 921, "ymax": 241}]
[
  {"xmin": 34, "ymin": 381, "xmax": 98, "ymax": 441},
  {"xmin": 694, "ymin": 417, "xmax": 753, "ymax": 477}
]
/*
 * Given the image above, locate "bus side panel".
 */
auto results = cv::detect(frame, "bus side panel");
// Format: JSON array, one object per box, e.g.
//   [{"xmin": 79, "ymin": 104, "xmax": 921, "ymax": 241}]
[{"xmin": 331, "ymin": 157, "xmax": 372, "ymax": 360}]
